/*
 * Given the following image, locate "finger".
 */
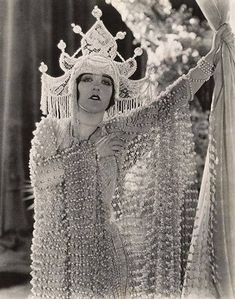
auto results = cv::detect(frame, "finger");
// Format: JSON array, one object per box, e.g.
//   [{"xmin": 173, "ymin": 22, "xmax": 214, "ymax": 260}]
[
  {"xmin": 223, "ymin": 36, "xmax": 235, "ymax": 43},
  {"xmin": 109, "ymin": 136, "xmax": 125, "ymax": 143},
  {"xmin": 95, "ymin": 135, "xmax": 108, "ymax": 145},
  {"xmin": 222, "ymin": 28, "xmax": 234, "ymax": 36},
  {"xmin": 109, "ymin": 132, "xmax": 121, "ymax": 138},
  {"xmin": 216, "ymin": 23, "xmax": 229, "ymax": 34},
  {"xmin": 111, "ymin": 131, "xmax": 123, "ymax": 135},
  {"xmin": 110, "ymin": 132, "xmax": 124, "ymax": 140},
  {"xmin": 105, "ymin": 133, "xmax": 120, "ymax": 141},
  {"xmin": 109, "ymin": 138, "xmax": 125, "ymax": 145},
  {"xmin": 103, "ymin": 138, "xmax": 124, "ymax": 148},
  {"xmin": 111, "ymin": 145, "xmax": 124, "ymax": 151},
  {"xmin": 95, "ymin": 135, "xmax": 111, "ymax": 146},
  {"xmin": 101, "ymin": 153, "xmax": 114, "ymax": 158},
  {"xmin": 222, "ymin": 31, "xmax": 234, "ymax": 40},
  {"xmin": 98, "ymin": 149, "xmax": 114, "ymax": 158},
  {"xmin": 215, "ymin": 27, "xmax": 228, "ymax": 41},
  {"xmin": 104, "ymin": 150, "xmax": 115, "ymax": 157},
  {"xmin": 110, "ymin": 141, "xmax": 125, "ymax": 148},
  {"xmin": 218, "ymin": 27, "xmax": 233, "ymax": 42}
]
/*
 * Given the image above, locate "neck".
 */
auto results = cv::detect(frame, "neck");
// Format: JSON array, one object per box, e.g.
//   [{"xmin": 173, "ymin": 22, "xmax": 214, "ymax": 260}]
[
  {"xmin": 77, "ymin": 104, "xmax": 104, "ymax": 127},
  {"xmin": 73, "ymin": 104, "xmax": 104, "ymax": 139}
]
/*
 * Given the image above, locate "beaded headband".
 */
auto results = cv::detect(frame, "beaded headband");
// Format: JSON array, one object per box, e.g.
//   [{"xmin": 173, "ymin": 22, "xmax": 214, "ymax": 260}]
[{"xmin": 39, "ymin": 6, "xmax": 155, "ymax": 120}]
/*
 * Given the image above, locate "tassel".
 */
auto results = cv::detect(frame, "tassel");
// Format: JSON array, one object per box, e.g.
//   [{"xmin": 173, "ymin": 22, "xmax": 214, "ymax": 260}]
[
  {"xmin": 44, "ymin": 95, "xmax": 72, "ymax": 119},
  {"xmin": 40, "ymin": 75, "xmax": 49, "ymax": 115}
]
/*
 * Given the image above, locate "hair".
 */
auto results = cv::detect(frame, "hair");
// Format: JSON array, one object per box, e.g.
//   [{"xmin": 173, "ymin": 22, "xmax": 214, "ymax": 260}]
[{"xmin": 76, "ymin": 74, "xmax": 115, "ymax": 111}]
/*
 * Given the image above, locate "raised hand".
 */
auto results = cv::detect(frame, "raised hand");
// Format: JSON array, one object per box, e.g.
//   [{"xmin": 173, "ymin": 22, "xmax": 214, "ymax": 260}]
[
  {"xmin": 95, "ymin": 133, "xmax": 125, "ymax": 159},
  {"xmin": 211, "ymin": 23, "xmax": 234, "ymax": 64}
]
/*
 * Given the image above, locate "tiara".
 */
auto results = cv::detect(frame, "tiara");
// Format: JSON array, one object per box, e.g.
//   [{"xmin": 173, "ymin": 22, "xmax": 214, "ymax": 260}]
[{"xmin": 39, "ymin": 6, "xmax": 155, "ymax": 119}]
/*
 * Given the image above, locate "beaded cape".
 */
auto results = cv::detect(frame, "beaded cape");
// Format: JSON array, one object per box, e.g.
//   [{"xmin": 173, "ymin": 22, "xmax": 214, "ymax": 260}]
[{"xmin": 29, "ymin": 74, "xmax": 200, "ymax": 299}]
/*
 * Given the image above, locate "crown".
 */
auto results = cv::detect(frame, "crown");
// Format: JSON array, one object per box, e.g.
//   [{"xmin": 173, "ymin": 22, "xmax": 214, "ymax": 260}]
[
  {"xmin": 40, "ymin": 6, "xmax": 143, "ymax": 77},
  {"xmin": 39, "ymin": 6, "xmax": 154, "ymax": 120}
]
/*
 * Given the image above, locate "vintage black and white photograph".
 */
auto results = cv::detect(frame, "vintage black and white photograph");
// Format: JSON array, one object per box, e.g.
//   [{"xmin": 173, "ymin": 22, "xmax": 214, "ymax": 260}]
[{"xmin": 0, "ymin": 0, "xmax": 234, "ymax": 298}]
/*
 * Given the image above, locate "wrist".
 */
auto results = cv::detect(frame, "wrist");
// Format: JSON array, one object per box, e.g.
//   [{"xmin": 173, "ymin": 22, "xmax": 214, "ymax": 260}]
[
  {"xmin": 206, "ymin": 49, "xmax": 220, "ymax": 66},
  {"xmin": 198, "ymin": 57, "xmax": 215, "ymax": 74},
  {"xmin": 205, "ymin": 49, "xmax": 216, "ymax": 61}
]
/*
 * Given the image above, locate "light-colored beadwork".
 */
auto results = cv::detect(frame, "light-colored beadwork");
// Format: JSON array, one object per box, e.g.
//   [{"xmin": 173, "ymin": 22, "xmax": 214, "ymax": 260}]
[
  {"xmin": 197, "ymin": 57, "xmax": 215, "ymax": 77},
  {"xmin": 183, "ymin": 56, "xmax": 215, "ymax": 100},
  {"xmin": 29, "ymin": 73, "xmax": 209, "ymax": 299}
]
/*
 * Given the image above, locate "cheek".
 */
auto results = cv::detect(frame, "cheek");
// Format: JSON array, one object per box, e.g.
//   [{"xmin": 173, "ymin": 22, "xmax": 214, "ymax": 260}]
[
  {"xmin": 103, "ymin": 88, "xmax": 113, "ymax": 106},
  {"xmin": 108, "ymin": 88, "xmax": 113, "ymax": 99},
  {"xmin": 77, "ymin": 84, "xmax": 89, "ymax": 100},
  {"xmin": 104, "ymin": 86, "xmax": 113, "ymax": 99}
]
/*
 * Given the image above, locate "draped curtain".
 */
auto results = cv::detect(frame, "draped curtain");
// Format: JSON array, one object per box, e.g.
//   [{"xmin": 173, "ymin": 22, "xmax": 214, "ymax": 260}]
[
  {"xmin": 0, "ymin": 0, "xmax": 48, "ymax": 274},
  {"xmin": 182, "ymin": 1, "xmax": 235, "ymax": 298}
]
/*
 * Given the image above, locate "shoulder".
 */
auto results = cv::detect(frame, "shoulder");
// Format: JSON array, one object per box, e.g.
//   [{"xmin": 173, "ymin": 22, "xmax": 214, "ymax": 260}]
[
  {"xmin": 31, "ymin": 117, "xmax": 71, "ymax": 156},
  {"xmin": 30, "ymin": 117, "xmax": 58, "ymax": 159},
  {"xmin": 33, "ymin": 116, "xmax": 57, "ymax": 134},
  {"xmin": 33, "ymin": 117, "xmax": 71, "ymax": 140},
  {"xmin": 32, "ymin": 117, "xmax": 58, "ymax": 145}
]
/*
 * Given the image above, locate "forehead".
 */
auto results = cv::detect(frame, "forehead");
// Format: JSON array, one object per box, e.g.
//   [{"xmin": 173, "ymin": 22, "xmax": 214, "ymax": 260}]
[{"xmin": 81, "ymin": 73, "xmax": 113, "ymax": 80}]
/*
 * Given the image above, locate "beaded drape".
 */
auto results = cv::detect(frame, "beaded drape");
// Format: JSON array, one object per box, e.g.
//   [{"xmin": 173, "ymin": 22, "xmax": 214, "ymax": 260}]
[
  {"xmin": 29, "ymin": 73, "xmax": 200, "ymax": 298},
  {"xmin": 182, "ymin": 1, "xmax": 235, "ymax": 298}
]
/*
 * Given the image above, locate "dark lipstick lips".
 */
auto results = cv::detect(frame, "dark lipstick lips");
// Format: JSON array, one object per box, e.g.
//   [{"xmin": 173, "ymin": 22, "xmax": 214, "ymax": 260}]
[{"xmin": 89, "ymin": 95, "xmax": 101, "ymax": 101}]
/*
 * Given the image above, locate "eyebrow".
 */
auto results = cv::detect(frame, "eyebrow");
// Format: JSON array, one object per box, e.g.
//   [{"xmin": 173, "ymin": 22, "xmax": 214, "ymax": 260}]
[
  {"xmin": 102, "ymin": 75, "xmax": 113, "ymax": 81},
  {"xmin": 81, "ymin": 73, "xmax": 113, "ymax": 81}
]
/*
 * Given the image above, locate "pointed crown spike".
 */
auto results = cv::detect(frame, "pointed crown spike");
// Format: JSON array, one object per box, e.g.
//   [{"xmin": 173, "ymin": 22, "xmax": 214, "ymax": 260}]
[
  {"xmin": 57, "ymin": 40, "xmax": 66, "ymax": 51},
  {"xmin": 133, "ymin": 47, "xmax": 143, "ymax": 58},
  {"xmin": 39, "ymin": 62, "xmax": 48, "ymax": 73},
  {"xmin": 71, "ymin": 23, "xmax": 84, "ymax": 35},
  {"xmin": 92, "ymin": 6, "xmax": 102, "ymax": 20},
  {"xmin": 115, "ymin": 31, "xmax": 127, "ymax": 40}
]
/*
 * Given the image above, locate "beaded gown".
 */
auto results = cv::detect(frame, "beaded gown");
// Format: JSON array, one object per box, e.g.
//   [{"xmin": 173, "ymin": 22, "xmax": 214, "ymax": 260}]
[{"xmin": 29, "ymin": 75, "xmax": 200, "ymax": 299}]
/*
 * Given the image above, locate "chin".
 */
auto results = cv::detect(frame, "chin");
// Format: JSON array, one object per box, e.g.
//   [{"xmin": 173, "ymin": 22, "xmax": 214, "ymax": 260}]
[{"xmin": 83, "ymin": 103, "xmax": 105, "ymax": 113}]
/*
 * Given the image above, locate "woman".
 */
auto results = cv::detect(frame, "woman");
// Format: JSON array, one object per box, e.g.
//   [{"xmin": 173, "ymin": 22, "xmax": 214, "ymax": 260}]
[{"xmin": 29, "ymin": 6, "xmax": 233, "ymax": 299}]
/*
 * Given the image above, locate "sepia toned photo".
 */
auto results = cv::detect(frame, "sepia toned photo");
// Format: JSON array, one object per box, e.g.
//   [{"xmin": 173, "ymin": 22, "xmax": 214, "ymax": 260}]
[{"xmin": 0, "ymin": 0, "xmax": 234, "ymax": 298}]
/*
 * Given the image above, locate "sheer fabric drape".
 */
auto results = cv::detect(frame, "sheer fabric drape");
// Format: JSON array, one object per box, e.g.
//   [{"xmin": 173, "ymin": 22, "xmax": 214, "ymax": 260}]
[{"xmin": 182, "ymin": 1, "xmax": 235, "ymax": 298}]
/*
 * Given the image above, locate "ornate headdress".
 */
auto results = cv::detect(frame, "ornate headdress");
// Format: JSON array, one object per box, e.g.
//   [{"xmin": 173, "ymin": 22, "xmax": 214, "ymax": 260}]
[{"xmin": 39, "ymin": 6, "xmax": 155, "ymax": 120}]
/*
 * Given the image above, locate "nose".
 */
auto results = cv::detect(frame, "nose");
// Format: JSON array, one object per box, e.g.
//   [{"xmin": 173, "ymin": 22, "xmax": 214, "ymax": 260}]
[
  {"xmin": 92, "ymin": 81, "xmax": 100, "ymax": 93},
  {"xmin": 92, "ymin": 84, "xmax": 100, "ymax": 90},
  {"xmin": 92, "ymin": 75, "xmax": 102, "ymax": 91}
]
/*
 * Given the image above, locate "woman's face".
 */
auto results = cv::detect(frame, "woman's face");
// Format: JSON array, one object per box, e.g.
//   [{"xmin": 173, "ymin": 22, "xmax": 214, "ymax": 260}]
[{"xmin": 77, "ymin": 73, "xmax": 114, "ymax": 113}]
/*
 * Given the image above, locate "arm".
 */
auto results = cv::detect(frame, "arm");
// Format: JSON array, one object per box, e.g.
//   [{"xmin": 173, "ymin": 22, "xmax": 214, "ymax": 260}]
[
  {"xmin": 106, "ymin": 25, "xmax": 229, "ymax": 135},
  {"xmin": 186, "ymin": 23, "xmax": 231, "ymax": 96},
  {"xmin": 105, "ymin": 65, "xmax": 212, "ymax": 136},
  {"xmin": 185, "ymin": 51, "xmax": 215, "ymax": 98},
  {"xmin": 29, "ymin": 117, "xmax": 64, "ymax": 190}
]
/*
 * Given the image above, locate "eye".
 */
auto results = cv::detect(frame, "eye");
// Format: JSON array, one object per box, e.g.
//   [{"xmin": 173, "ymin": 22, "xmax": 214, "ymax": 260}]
[
  {"xmin": 102, "ymin": 78, "xmax": 112, "ymax": 86},
  {"xmin": 81, "ymin": 75, "xmax": 93, "ymax": 82}
]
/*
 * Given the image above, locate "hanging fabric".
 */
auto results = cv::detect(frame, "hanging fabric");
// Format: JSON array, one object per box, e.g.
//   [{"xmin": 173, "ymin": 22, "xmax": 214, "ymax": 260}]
[{"xmin": 182, "ymin": 1, "xmax": 235, "ymax": 298}]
